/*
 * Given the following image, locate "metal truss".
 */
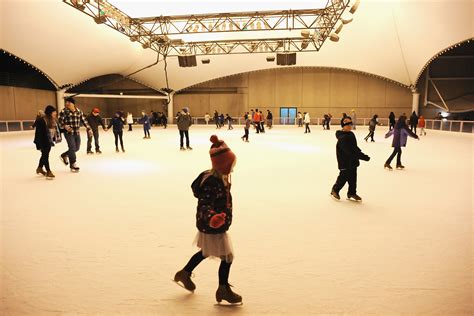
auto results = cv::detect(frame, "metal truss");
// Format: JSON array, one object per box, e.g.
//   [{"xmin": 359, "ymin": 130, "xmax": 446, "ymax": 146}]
[{"xmin": 63, "ymin": 0, "xmax": 351, "ymax": 56}]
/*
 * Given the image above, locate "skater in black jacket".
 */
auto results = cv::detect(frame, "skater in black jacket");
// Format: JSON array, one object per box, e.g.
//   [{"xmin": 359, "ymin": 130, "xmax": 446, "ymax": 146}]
[
  {"xmin": 108, "ymin": 112, "xmax": 125, "ymax": 152},
  {"xmin": 331, "ymin": 117, "xmax": 370, "ymax": 202}
]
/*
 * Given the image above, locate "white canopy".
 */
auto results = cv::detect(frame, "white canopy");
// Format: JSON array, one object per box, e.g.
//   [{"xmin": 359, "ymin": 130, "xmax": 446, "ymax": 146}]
[{"xmin": 1, "ymin": 0, "xmax": 472, "ymax": 91}]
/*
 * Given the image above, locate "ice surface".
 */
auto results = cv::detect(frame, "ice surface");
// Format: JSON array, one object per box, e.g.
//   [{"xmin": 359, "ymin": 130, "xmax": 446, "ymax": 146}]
[{"xmin": 1, "ymin": 125, "xmax": 472, "ymax": 315}]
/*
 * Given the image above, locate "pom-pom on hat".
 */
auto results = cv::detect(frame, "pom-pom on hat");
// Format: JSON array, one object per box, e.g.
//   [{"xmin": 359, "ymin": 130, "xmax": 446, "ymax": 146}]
[{"xmin": 209, "ymin": 135, "xmax": 236, "ymax": 175}]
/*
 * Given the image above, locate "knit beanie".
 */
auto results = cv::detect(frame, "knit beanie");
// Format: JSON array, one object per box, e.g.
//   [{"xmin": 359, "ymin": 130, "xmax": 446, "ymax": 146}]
[
  {"xmin": 92, "ymin": 107, "xmax": 100, "ymax": 113},
  {"xmin": 44, "ymin": 105, "xmax": 56, "ymax": 116},
  {"xmin": 209, "ymin": 135, "xmax": 236, "ymax": 175}
]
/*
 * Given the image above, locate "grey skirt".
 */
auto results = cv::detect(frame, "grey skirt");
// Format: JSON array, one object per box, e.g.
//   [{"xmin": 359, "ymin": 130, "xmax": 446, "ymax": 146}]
[{"xmin": 194, "ymin": 232, "xmax": 234, "ymax": 263}]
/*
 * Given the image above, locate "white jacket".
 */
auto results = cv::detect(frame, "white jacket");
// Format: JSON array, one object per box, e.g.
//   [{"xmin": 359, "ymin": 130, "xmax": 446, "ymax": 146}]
[
  {"xmin": 304, "ymin": 113, "xmax": 311, "ymax": 124},
  {"xmin": 126, "ymin": 114, "xmax": 133, "ymax": 124}
]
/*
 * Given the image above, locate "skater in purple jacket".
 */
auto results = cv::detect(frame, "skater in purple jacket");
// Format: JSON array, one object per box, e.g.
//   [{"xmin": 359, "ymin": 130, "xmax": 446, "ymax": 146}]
[{"xmin": 384, "ymin": 115, "xmax": 419, "ymax": 170}]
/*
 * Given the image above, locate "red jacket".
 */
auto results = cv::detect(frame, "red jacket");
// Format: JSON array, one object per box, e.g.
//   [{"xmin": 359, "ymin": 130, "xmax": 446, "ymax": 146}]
[{"xmin": 418, "ymin": 117, "xmax": 426, "ymax": 128}]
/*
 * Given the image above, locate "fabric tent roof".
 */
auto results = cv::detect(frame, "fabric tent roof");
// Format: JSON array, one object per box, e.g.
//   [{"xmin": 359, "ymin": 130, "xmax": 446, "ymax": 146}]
[{"xmin": 1, "ymin": 0, "xmax": 473, "ymax": 91}]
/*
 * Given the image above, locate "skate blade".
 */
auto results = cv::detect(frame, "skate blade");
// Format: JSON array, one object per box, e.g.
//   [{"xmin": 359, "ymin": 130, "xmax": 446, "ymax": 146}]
[
  {"xmin": 214, "ymin": 301, "xmax": 243, "ymax": 307},
  {"xmin": 346, "ymin": 198, "xmax": 362, "ymax": 202},
  {"xmin": 330, "ymin": 194, "xmax": 340, "ymax": 201},
  {"xmin": 171, "ymin": 280, "xmax": 194, "ymax": 293}
]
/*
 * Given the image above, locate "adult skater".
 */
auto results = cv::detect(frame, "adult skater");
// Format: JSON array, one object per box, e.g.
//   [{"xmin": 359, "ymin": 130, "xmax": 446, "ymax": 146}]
[
  {"xmin": 174, "ymin": 135, "xmax": 242, "ymax": 304},
  {"xmin": 161, "ymin": 112, "xmax": 168, "ymax": 129},
  {"xmin": 330, "ymin": 117, "xmax": 370, "ymax": 201},
  {"xmin": 409, "ymin": 111, "xmax": 419, "ymax": 134},
  {"xmin": 326, "ymin": 114, "xmax": 332, "ymax": 130},
  {"xmin": 177, "ymin": 107, "xmax": 193, "ymax": 150},
  {"xmin": 214, "ymin": 111, "xmax": 220, "ymax": 129},
  {"xmin": 254, "ymin": 109, "xmax": 261, "ymax": 133},
  {"xmin": 126, "ymin": 112, "xmax": 133, "ymax": 131},
  {"xmin": 418, "ymin": 115, "xmax": 426, "ymax": 136},
  {"xmin": 225, "ymin": 114, "xmax": 234, "ymax": 130},
  {"xmin": 241, "ymin": 114, "xmax": 250, "ymax": 142},
  {"xmin": 267, "ymin": 110, "xmax": 273, "ymax": 129},
  {"xmin": 388, "ymin": 112, "xmax": 396, "ymax": 130},
  {"xmin": 259, "ymin": 110, "xmax": 265, "ymax": 133},
  {"xmin": 304, "ymin": 112, "xmax": 311, "ymax": 133},
  {"xmin": 219, "ymin": 113, "xmax": 225, "ymax": 128},
  {"xmin": 58, "ymin": 97, "xmax": 93, "ymax": 172},
  {"xmin": 351, "ymin": 109, "xmax": 357, "ymax": 130},
  {"xmin": 364, "ymin": 114, "xmax": 382, "ymax": 142},
  {"xmin": 108, "ymin": 111, "xmax": 126, "ymax": 153},
  {"xmin": 138, "ymin": 111, "xmax": 151, "ymax": 139},
  {"xmin": 34, "ymin": 105, "xmax": 61, "ymax": 179},
  {"xmin": 205, "ymin": 113, "xmax": 210, "ymax": 125},
  {"xmin": 384, "ymin": 115, "xmax": 419, "ymax": 170},
  {"xmin": 340, "ymin": 113, "xmax": 348, "ymax": 127},
  {"xmin": 297, "ymin": 111, "xmax": 303, "ymax": 127},
  {"xmin": 86, "ymin": 107, "xmax": 107, "ymax": 154}
]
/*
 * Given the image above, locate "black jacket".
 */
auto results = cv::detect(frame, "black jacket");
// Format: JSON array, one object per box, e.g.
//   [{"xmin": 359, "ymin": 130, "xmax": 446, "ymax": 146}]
[
  {"xmin": 191, "ymin": 171, "xmax": 233, "ymax": 234},
  {"xmin": 108, "ymin": 117, "xmax": 125, "ymax": 133},
  {"xmin": 335, "ymin": 130, "xmax": 370, "ymax": 170},
  {"xmin": 86, "ymin": 114, "xmax": 106, "ymax": 131},
  {"xmin": 33, "ymin": 118, "xmax": 57, "ymax": 150}
]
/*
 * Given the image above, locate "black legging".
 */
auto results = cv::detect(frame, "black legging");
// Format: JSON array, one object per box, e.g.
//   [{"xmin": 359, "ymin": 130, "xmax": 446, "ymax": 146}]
[
  {"xmin": 386, "ymin": 147, "xmax": 402, "ymax": 165},
  {"xmin": 38, "ymin": 146, "xmax": 51, "ymax": 171},
  {"xmin": 305, "ymin": 123, "xmax": 311, "ymax": 133},
  {"xmin": 114, "ymin": 131, "xmax": 124, "ymax": 148},
  {"xmin": 179, "ymin": 130, "xmax": 190, "ymax": 147},
  {"xmin": 183, "ymin": 251, "xmax": 232, "ymax": 285}
]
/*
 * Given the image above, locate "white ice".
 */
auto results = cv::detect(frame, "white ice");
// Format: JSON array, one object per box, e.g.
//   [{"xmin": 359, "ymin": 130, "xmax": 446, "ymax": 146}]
[{"xmin": 1, "ymin": 125, "xmax": 472, "ymax": 315}]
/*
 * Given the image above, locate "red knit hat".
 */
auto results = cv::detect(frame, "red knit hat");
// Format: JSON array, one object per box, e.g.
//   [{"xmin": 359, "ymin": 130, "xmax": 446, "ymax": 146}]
[
  {"xmin": 209, "ymin": 135, "xmax": 236, "ymax": 175},
  {"xmin": 92, "ymin": 107, "xmax": 100, "ymax": 113}
]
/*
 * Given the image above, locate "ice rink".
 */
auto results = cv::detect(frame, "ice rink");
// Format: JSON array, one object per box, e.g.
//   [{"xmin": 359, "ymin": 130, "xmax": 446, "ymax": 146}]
[{"xmin": 1, "ymin": 124, "xmax": 472, "ymax": 315}]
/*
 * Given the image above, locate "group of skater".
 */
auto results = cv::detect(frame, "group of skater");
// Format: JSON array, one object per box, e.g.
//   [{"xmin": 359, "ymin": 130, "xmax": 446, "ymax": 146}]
[{"xmin": 32, "ymin": 101, "xmax": 423, "ymax": 305}]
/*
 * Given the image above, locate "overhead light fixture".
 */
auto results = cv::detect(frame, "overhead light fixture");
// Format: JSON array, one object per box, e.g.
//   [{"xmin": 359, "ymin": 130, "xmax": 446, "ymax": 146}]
[
  {"xmin": 94, "ymin": 15, "xmax": 107, "ymax": 24},
  {"xmin": 266, "ymin": 56, "xmax": 275, "ymax": 62},
  {"xmin": 301, "ymin": 40, "xmax": 309, "ymax": 49},
  {"xmin": 350, "ymin": 0, "xmax": 360, "ymax": 14},
  {"xmin": 341, "ymin": 17, "xmax": 353, "ymax": 24},
  {"xmin": 129, "ymin": 35, "xmax": 139, "ymax": 42},
  {"xmin": 142, "ymin": 42, "xmax": 150, "ymax": 49},
  {"xmin": 329, "ymin": 33, "xmax": 340, "ymax": 42},
  {"xmin": 301, "ymin": 30, "xmax": 311, "ymax": 38},
  {"xmin": 335, "ymin": 22, "xmax": 343, "ymax": 34},
  {"xmin": 201, "ymin": 59, "xmax": 210, "ymax": 64}
]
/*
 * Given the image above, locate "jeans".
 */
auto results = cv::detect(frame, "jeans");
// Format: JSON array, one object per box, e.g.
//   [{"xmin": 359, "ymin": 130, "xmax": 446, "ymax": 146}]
[
  {"xmin": 114, "ymin": 131, "xmax": 124, "ymax": 149},
  {"xmin": 183, "ymin": 251, "xmax": 232, "ymax": 285},
  {"xmin": 386, "ymin": 147, "xmax": 402, "ymax": 165},
  {"xmin": 228, "ymin": 121, "xmax": 233, "ymax": 130},
  {"xmin": 305, "ymin": 123, "xmax": 311, "ymax": 133},
  {"xmin": 38, "ymin": 146, "xmax": 51, "ymax": 171},
  {"xmin": 410, "ymin": 125, "xmax": 417, "ymax": 134},
  {"xmin": 332, "ymin": 168, "xmax": 357, "ymax": 195},
  {"xmin": 63, "ymin": 133, "xmax": 81, "ymax": 165},
  {"xmin": 144, "ymin": 127, "xmax": 150, "ymax": 137},
  {"xmin": 242, "ymin": 128, "xmax": 249, "ymax": 140},
  {"xmin": 365, "ymin": 130, "xmax": 375, "ymax": 141},
  {"xmin": 179, "ymin": 130, "xmax": 190, "ymax": 147},
  {"xmin": 87, "ymin": 129, "xmax": 100, "ymax": 152}
]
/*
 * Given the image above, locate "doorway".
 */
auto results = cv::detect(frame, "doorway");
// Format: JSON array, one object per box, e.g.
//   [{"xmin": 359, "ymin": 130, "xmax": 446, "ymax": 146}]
[{"xmin": 280, "ymin": 107, "xmax": 297, "ymax": 125}]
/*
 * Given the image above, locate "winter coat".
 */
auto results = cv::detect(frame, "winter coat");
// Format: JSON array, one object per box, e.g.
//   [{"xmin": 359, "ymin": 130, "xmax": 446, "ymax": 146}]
[
  {"xmin": 385, "ymin": 126, "xmax": 418, "ymax": 147},
  {"xmin": 108, "ymin": 117, "xmax": 125, "ymax": 133},
  {"xmin": 191, "ymin": 171, "xmax": 233, "ymax": 234},
  {"xmin": 335, "ymin": 130, "xmax": 370, "ymax": 170},
  {"xmin": 410, "ymin": 113, "xmax": 419, "ymax": 126},
  {"xmin": 389, "ymin": 113, "xmax": 396, "ymax": 124},
  {"xmin": 33, "ymin": 117, "xmax": 60, "ymax": 150},
  {"xmin": 86, "ymin": 114, "xmax": 106, "ymax": 131},
  {"xmin": 267, "ymin": 112, "xmax": 273, "ymax": 120},
  {"xmin": 245, "ymin": 118, "xmax": 251, "ymax": 129},
  {"xmin": 139, "ymin": 115, "xmax": 151, "ymax": 129},
  {"xmin": 418, "ymin": 117, "xmax": 426, "ymax": 128},
  {"xmin": 369, "ymin": 118, "xmax": 380, "ymax": 131},
  {"xmin": 126, "ymin": 114, "xmax": 133, "ymax": 124},
  {"xmin": 304, "ymin": 113, "xmax": 311, "ymax": 124},
  {"xmin": 177, "ymin": 113, "xmax": 193, "ymax": 131}
]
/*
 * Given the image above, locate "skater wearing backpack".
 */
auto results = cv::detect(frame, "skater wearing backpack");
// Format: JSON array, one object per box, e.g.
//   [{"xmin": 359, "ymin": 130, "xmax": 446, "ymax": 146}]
[
  {"xmin": 330, "ymin": 116, "xmax": 370, "ymax": 202},
  {"xmin": 364, "ymin": 114, "xmax": 382, "ymax": 142},
  {"xmin": 174, "ymin": 135, "xmax": 242, "ymax": 304}
]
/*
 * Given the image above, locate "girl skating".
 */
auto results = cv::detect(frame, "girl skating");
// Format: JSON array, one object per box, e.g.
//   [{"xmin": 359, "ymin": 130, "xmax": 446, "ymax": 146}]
[
  {"xmin": 384, "ymin": 115, "xmax": 419, "ymax": 170},
  {"xmin": 364, "ymin": 114, "xmax": 382, "ymax": 142},
  {"xmin": 174, "ymin": 135, "xmax": 242, "ymax": 304},
  {"xmin": 108, "ymin": 112, "xmax": 126, "ymax": 152}
]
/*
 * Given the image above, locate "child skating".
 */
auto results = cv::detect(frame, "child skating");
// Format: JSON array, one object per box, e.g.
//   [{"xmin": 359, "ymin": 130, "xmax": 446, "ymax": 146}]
[
  {"xmin": 384, "ymin": 115, "xmax": 419, "ymax": 170},
  {"xmin": 108, "ymin": 111, "xmax": 125, "ymax": 152},
  {"xmin": 241, "ymin": 114, "xmax": 250, "ymax": 142},
  {"xmin": 331, "ymin": 117, "xmax": 370, "ymax": 202},
  {"xmin": 174, "ymin": 135, "xmax": 242, "ymax": 304}
]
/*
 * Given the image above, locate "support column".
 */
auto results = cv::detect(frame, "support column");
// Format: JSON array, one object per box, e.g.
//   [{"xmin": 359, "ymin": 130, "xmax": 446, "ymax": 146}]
[
  {"xmin": 411, "ymin": 86, "xmax": 420, "ymax": 114},
  {"xmin": 167, "ymin": 91, "xmax": 175, "ymax": 124},
  {"xmin": 56, "ymin": 89, "xmax": 66, "ymax": 111}
]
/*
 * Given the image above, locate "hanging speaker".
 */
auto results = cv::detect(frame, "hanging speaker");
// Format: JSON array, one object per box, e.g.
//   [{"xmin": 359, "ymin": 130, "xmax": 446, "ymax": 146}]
[
  {"xmin": 276, "ymin": 53, "xmax": 296, "ymax": 66},
  {"xmin": 178, "ymin": 55, "xmax": 197, "ymax": 67}
]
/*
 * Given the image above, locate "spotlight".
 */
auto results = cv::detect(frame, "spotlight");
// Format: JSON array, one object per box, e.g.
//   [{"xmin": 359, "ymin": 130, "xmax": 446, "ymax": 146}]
[
  {"xmin": 329, "ymin": 33, "xmax": 340, "ymax": 42},
  {"xmin": 301, "ymin": 40, "xmax": 309, "ymax": 49},
  {"xmin": 301, "ymin": 30, "xmax": 311, "ymax": 38},
  {"xmin": 341, "ymin": 17, "xmax": 353, "ymax": 24},
  {"xmin": 350, "ymin": 0, "xmax": 360, "ymax": 14},
  {"xmin": 94, "ymin": 15, "xmax": 107, "ymax": 24},
  {"xmin": 334, "ymin": 22, "xmax": 343, "ymax": 34}
]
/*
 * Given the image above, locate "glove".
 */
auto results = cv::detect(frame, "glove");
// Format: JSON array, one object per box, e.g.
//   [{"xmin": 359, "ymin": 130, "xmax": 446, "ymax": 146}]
[
  {"xmin": 209, "ymin": 213, "xmax": 227, "ymax": 229},
  {"xmin": 361, "ymin": 154, "xmax": 370, "ymax": 161}
]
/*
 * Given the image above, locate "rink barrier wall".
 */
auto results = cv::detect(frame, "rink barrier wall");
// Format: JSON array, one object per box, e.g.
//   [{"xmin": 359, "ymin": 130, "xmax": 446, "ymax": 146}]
[{"xmin": 1, "ymin": 118, "xmax": 472, "ymax": 133}]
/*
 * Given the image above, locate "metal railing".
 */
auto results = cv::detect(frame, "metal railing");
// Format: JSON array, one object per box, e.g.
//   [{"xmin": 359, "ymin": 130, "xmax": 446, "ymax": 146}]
[{"xmin": 1, "ymin": 118, "xmax": 472, "ymax": 133}]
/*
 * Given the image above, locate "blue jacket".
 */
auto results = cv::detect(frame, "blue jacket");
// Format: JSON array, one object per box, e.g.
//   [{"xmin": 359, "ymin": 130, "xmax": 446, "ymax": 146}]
[
  {"xmin": 385, "ymin": 126, "xmax": 418, "ymax": 147},
  {"xmin": 139, "ymin": 115, "xmax": 151, "ymax": 129}
]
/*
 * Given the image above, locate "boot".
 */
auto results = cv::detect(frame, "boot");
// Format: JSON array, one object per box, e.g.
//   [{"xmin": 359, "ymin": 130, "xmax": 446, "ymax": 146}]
[
  {"xmin": 186, "ymin": 146, "xmax": 193, "ymax": 150},
  {"xmin": 396, "ymin": 164, "xmax": 405, "ymax": 169},
  {"xmin": 60, "ymin": 154, "xmax": 69, "ymax": 165},
  {"xmin": 46, "ymin": 170, "xmax": 55, "ymax": 180},
  {"xmin": 216, "ymin": 284, "xmax": 242, "ymax": 304},
  {"xmin": 87, "ymin": 151, "xmax": 94, "ymax": 155},
  {"xmin": 36, "ymin": 167, "xmax": 46, "ymax": 176},
  {"xmin": 330, "ymin": 189, "xmax": 340, "ymax": 200},
  {"xmin": 96, "ymin": 149, "xmax": 102, "ymax": 154},
  {"xmin": 116, "ymin": 147, "xmax": 119, "ymax": 153},
  {"xmin": 174, "ymin": 269, "xmax": 196, "ymax": 292},
  {"xmin": 180, "ymin": 146, "xmax": 185, "ymax": 151},
  {"xmin": 384, "ymin": 163, "xmax": 393, "ymax": 170},
  {"xmin": 347, "ymin": 194, "xmax": 362, "ymax": 202},
  {"xmin": 70, "ymin": 163, "xmax": 80, "ymax": 172},
  {"xmin": 121, "ymin": 146, "xmax": 125, "ymax": 153}
]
